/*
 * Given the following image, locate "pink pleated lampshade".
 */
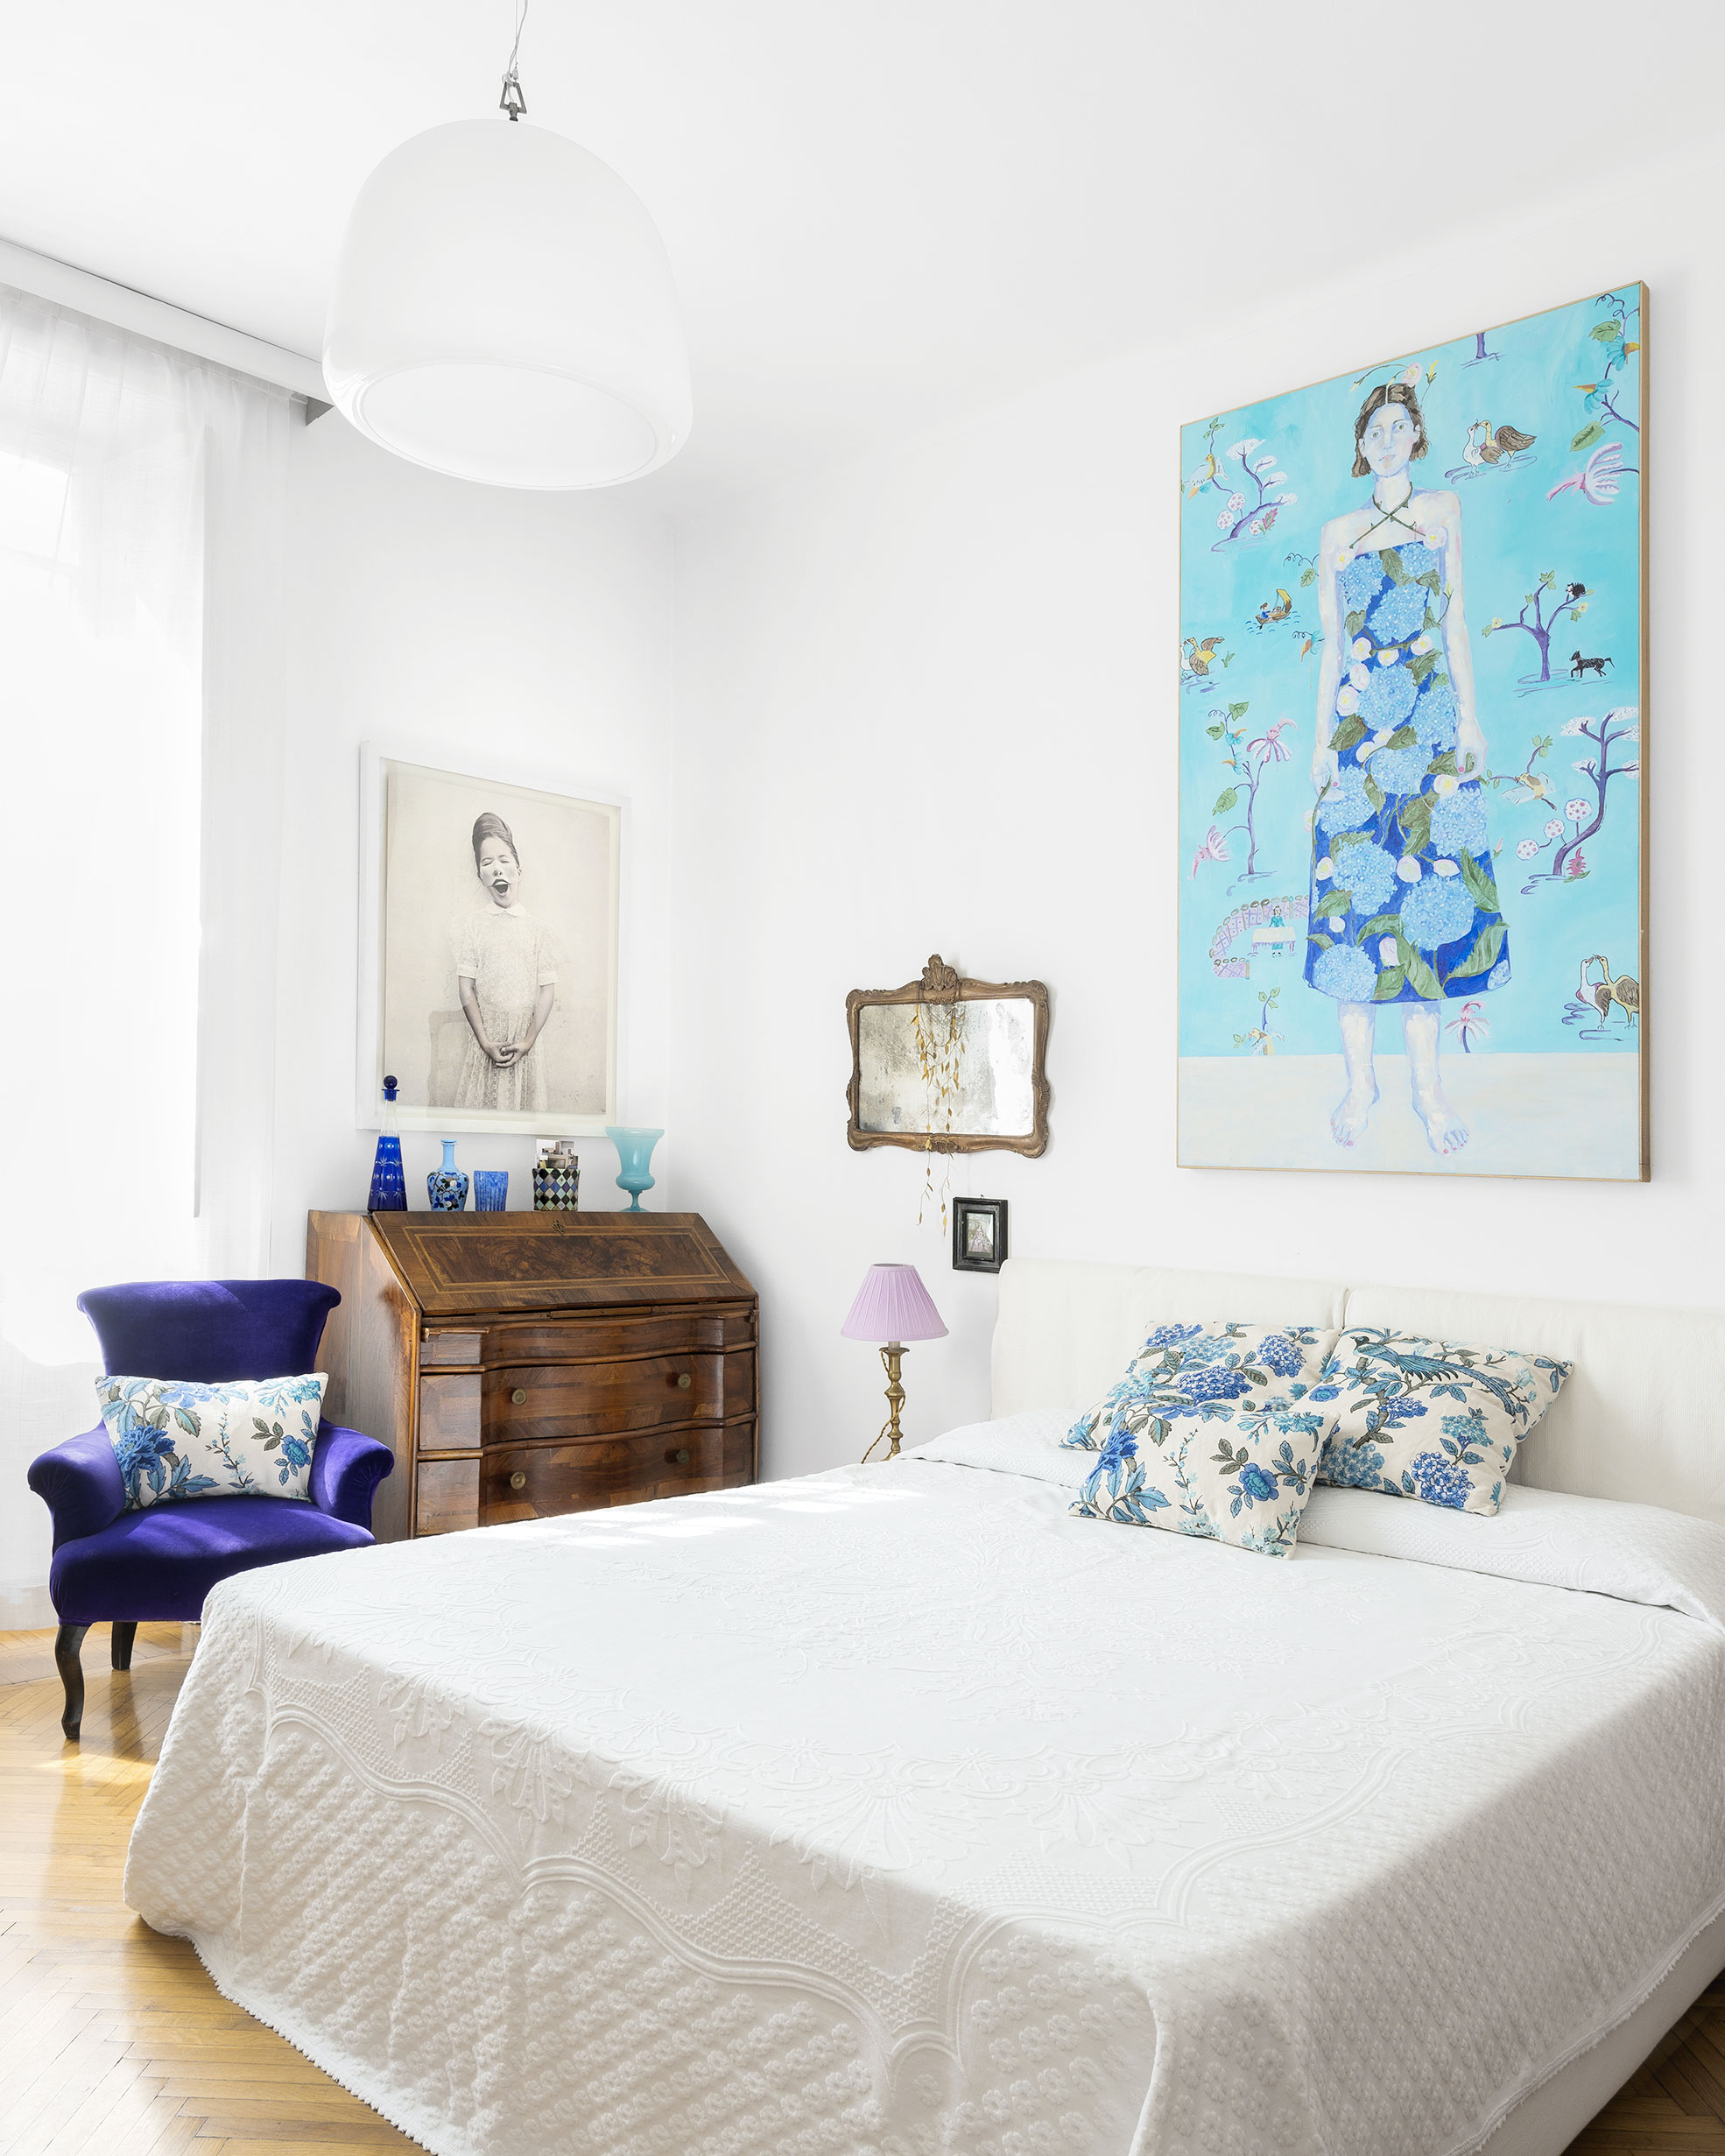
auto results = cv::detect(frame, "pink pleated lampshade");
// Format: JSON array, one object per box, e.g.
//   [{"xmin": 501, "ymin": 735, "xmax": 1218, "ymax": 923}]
[{"xmin": 841, "ymin": 1263, "xmax": 948, "ymax": 1343}]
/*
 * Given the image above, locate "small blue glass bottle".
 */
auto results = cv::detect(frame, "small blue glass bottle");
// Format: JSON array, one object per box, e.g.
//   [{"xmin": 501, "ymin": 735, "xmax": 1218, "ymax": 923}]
[{"xmin": 368, "ymin": 1076, "xmax": 407, "ymax": 1211}]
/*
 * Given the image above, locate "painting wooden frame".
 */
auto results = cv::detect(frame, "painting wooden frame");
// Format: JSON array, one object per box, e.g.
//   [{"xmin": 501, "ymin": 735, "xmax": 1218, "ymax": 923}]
[
  {"xmin": 845, "ymin": 955, "xmax": 1051, "ymax": 1157},
  {"xmin": 1178, "ymin": 285, "xmax": 1647, "ymax": 1181}
]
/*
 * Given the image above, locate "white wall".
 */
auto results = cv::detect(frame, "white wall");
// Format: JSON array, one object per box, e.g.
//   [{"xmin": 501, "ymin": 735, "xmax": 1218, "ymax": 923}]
[
  {"xmin": 669, "ymin": 141, "xmax": 1725, "ymax": 1482},
  {"xmin": 271, "ymin": 417, "xmax": 676, "ymax": 1269}
]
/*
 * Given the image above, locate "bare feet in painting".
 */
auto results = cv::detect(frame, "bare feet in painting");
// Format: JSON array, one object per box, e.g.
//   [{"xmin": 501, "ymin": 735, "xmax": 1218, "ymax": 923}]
[
  {"xmin": 1330, "ymin": 1078, "xmax": 1379, "ymax": 1147},
  {"xmin": 1413, "ymin": 1087, "xmax": 1470, "ymax": 1155}
]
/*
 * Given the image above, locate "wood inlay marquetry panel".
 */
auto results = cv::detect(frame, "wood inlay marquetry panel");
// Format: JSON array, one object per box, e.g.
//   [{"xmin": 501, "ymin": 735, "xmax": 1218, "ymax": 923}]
[{"xmin": 364, "ymin": 1213, "xmax": 751, "ymax": 1316}]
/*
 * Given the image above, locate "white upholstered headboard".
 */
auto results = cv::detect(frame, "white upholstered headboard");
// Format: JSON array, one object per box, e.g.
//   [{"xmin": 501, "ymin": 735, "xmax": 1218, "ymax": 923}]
[{"xmin": 991, "ymin": 1258, "xmax": 1725, "ymax": 1527}]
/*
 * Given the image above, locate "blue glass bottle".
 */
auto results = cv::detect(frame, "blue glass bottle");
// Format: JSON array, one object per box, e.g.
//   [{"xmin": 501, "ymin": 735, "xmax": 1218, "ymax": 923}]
[
  {"xmin": 427, "ymin": 1138, "xmax": 469, "ymax": 1211},
  {"xmin": 368, "ymin": 1077, "xmax": 407, "ymax": 1211}
]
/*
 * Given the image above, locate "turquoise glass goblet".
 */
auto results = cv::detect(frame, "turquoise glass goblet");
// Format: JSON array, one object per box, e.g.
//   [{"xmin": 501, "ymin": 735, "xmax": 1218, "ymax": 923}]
[{"xmin": 605, "ymin": 1126, "xmax": 663, "ymax": 1212}]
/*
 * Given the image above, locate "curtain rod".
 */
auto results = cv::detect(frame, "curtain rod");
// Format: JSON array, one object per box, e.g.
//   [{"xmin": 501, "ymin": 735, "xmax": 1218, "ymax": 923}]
[{"xmin": 0, "ymin": 235, "xmax": 327, "ymax": 403}]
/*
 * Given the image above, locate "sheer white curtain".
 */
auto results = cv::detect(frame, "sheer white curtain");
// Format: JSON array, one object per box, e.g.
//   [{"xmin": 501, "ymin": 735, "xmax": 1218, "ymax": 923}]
[{"xmin": 0, "ymin": 285, "xmax": 291, "ymax": 1623}]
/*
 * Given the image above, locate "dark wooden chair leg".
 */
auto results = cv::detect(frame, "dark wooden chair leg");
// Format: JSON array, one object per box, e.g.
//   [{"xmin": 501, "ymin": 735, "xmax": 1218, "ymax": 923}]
[
  {"xmin": 54, "ymin": 1624, "xmax": 89, "ymax": 1740},
  {"xmin": 110, "ymin": 1622, "xmax": 137, "ymax": 1672}
]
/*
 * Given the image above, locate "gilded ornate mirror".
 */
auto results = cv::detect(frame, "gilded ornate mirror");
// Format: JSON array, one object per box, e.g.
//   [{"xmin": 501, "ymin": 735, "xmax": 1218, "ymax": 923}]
[{"xmin": 845, "ymin": 955, "xmax": 1050, "ymax": 1156}]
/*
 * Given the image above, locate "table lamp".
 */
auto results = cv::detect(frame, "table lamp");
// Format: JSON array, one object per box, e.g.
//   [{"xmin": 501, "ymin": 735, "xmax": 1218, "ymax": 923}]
[{"xmin": 841, "ymin": 1263, "xmax": 948, "ymax": 1462}]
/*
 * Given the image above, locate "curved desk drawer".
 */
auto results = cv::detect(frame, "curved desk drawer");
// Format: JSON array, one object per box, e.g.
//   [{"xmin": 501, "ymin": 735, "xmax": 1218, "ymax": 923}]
[
  {"xmin": 486, "ymin": 1355, "xmax": 722, "ymax": 1441},
  {"xmin": 475, "ymin": 1314, "xmax": 744, "ymax": 1364},
  {"xmin": 481, "ymin": 1429, "xmax": 725, "ymax": 1522}
]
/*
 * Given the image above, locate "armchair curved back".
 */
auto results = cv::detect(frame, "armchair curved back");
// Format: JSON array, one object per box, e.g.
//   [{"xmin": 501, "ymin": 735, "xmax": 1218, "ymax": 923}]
[{"xmin": 76, "ymin": 1279, "xmax": 341, "ymax": 1383}]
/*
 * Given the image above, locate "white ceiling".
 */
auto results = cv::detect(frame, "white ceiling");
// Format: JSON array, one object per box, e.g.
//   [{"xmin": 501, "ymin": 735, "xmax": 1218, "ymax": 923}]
[{"xmin": 1, "ymin": 2, "xmax": 1713, "ymax": 500}]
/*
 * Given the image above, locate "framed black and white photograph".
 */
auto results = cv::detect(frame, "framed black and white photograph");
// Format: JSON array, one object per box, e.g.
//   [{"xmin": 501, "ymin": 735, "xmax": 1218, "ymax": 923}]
[
  {"xmin": 953, "ymin": 1196, "xmax": 1008, "ymax": 1274},
  {"xmin": 357, "ymin": 745, "xmax": 623, "ymax": 1136}
]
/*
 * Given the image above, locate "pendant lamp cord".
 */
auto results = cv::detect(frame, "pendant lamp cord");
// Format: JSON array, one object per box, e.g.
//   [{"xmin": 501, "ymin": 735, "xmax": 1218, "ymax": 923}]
[{"xmin": 500, "ymin": 0, "xmax": 528, "ymax": 119}]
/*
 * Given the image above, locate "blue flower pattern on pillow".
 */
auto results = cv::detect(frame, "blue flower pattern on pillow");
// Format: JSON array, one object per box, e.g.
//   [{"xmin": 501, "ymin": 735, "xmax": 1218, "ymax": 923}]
[
  {"xmin": 1313, "ymin": 1329, "xmax": 1570, "ymax": 1515},
  {"xmin": 97, "ymin": 1373, "xmax": 326, "ymax": 1511},
  {"xmin": 1066, "ymin": 1320, "xmax": 1337, "ymax": 1557}
]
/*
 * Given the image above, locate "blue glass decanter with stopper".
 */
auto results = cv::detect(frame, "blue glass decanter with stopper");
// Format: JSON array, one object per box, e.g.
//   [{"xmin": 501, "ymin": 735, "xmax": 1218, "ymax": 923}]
[{"xmin": 368, "ymin": 1077, "xmax": 407, "ymax": 1211}]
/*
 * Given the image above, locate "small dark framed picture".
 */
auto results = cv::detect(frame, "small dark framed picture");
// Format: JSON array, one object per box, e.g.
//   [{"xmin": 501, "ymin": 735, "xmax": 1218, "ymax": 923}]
[{"xmin": 953, "ymin": 1197, "xmax": 1008, "ymax": 1274}]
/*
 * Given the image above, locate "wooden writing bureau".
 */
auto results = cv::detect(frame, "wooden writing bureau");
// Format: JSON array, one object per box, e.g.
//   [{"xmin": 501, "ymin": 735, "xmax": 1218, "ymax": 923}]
[{"xmin": 305, "ymin": 1211, "xmax": 758, "ymax": 1542}]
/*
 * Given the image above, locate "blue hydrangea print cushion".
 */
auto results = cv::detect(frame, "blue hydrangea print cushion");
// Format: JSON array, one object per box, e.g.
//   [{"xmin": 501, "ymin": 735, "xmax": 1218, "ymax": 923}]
[
  {"xmin": 95, "ymin": 1373, "xmax": 327, "ymax": 1511},
  {"xmin": 1313, "ymin": 1328, "xmax": 1571, "ymax": 1515},
  {"xmin": 1064, "ymin": 1321, "xmax": 1340, "ymax": 1558}
]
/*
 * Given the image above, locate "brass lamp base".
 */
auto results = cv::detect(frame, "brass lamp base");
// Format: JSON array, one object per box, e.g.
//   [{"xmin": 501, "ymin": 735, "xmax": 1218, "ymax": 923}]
[{"xmin": 862, "ymin": 1342, "xmax": 909, "ymax": 1463}]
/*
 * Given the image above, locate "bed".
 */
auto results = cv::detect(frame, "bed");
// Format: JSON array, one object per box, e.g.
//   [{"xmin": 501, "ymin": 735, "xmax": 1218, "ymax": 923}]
[{"xmin": 123, "ymin": 1259, "xmax": 1725, "ymax": 2156}]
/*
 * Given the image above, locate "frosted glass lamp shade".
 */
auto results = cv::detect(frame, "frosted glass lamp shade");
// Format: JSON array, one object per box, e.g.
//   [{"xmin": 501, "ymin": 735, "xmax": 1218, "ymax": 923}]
[
  {"xmin": 323, "ymin": 118, "xmax": 692, "ymax": 490},
  {"xmin": 841, "ymin": 1265, "xmax": 948, "ymax": 1343}
]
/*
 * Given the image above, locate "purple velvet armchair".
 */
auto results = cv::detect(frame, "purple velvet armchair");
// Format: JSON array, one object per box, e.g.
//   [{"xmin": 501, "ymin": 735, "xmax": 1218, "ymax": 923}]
[{"xmin": 27, "ymin": 1279, "xmax": 393, "ymax": 1739}]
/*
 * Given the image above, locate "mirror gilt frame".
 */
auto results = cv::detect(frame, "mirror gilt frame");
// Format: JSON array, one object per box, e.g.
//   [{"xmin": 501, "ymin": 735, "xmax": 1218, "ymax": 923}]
[{"xmin": 845, "ymin": 955, "xmax": 1052, "ymax": 1157}]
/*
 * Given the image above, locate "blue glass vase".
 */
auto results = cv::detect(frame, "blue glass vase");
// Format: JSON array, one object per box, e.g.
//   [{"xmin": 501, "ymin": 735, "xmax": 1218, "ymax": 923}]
[
  {"xmin": 605, "ymin": 1125, "xmax": 663, "ymax": 1212},
  {"xmin": 427, "ymin": 1139, "xmax": 469, "ymax": 1211},
  {"xmin": 368, "ymin": 1077, "xmax": 406, "ymax": 1211}
]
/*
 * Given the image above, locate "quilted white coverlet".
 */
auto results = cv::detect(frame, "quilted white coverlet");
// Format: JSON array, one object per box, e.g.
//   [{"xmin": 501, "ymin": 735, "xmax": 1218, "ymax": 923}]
[{"xmin": 125, "ymin": 1457, "xmax": 1725, "ymax": 2156}]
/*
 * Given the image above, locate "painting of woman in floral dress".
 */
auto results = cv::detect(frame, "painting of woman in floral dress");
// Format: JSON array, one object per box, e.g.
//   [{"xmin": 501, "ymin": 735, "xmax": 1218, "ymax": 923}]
[
  {"xmin": 1305, "ymin": 381, "xmax": 1510, "ymax": 1156},
  {"xmin": 1179, "ymin": 287, "xmax": 1644, "ymax": 1181}
]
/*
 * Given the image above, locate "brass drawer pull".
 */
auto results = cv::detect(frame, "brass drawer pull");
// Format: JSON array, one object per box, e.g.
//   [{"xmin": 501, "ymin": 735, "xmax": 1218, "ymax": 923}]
[
  {"xmin": 676, "ymin": 1372, "xmax": 692, "ymax": 1390},
  {"xmin": 673, "ymin": 1448, "xmax": 690, "ymax": 1465},
  {"xmin": 509, "ymin": 1470, "xmax": 527, "ymax": 1491},
  {"xmin": 510, "ymin": 1387, "xmax": 528, "ymax": 1405}
]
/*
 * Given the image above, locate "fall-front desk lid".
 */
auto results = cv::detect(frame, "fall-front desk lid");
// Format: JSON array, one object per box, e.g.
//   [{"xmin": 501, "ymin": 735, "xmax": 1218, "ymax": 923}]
[{"xmin": 365, "ymin": 1211, "xmax": 755, "ymax": 1316}]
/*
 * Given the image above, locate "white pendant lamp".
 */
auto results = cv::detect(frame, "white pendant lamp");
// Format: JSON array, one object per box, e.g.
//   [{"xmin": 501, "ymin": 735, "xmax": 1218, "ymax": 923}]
[{"xmin": 322, "ymin": 10, "xmax": 691, "ymax": 490}]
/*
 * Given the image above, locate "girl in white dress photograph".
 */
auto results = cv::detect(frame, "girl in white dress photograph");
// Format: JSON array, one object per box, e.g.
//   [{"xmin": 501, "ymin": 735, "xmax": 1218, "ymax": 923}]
[
  {"xmin": 454, "ymin": 812, "xmax": 559, "ymax": 1113},
  {"xmin": 370, "ymin": 754, "xmax": 621, "ymax": 1134}
]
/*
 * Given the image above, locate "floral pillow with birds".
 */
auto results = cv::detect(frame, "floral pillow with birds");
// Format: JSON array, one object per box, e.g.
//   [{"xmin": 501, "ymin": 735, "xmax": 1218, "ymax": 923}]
[
  {"xmin": 1062, "ymin": 1321, "xmax": 1341, "ymax": 1558},
  {"xmin": 96, "ymin": 1373, "xmax": 327, "ymax": 1511},
  {"xmin": 1313, "ymin": 1327, "xmax": 1571, "ymax": 1515}
]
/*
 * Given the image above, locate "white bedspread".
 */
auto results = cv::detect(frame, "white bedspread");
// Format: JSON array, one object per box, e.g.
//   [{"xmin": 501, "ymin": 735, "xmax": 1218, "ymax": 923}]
[{"xmin": 125, "ymin": 1455, "xmax": 1725, "ymax": 2156}]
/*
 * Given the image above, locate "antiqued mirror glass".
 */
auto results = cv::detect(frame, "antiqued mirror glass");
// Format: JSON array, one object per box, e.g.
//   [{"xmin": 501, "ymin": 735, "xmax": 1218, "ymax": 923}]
[
  {"xmin": 856, "ymin": 999, "xmax": 1037, "ymax": 1137},
  {"xmin": 846, "ymin": 956, "xmax": 1050, "ymax": 1157}
]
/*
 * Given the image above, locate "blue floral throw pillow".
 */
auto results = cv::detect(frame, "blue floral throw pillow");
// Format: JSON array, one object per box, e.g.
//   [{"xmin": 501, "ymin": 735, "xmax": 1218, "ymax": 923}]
[
  {"xmin": 1314, "ymin": 1328, "xmax": 1571, "ymax": 1515},
  {"xmin": 96, "ymin": 1373, "xmax": 327, "ymax": 1511},
  {"xmin": 1062, "ymin": 1321, "xmax": 1340, "ymax": 1558}
]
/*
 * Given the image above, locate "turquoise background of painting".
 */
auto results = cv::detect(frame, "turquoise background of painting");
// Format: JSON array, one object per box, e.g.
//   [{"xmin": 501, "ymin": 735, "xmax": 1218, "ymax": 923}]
[{"xmin": 1179, "ymin": 289, "xmax": 1641, "ymax": 1057}]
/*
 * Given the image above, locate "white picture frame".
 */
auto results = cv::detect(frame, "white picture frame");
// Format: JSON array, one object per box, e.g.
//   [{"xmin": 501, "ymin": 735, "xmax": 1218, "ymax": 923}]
[{"xmin": 356, "ymin": 742, "xmax": 626, "ymax": 1136}]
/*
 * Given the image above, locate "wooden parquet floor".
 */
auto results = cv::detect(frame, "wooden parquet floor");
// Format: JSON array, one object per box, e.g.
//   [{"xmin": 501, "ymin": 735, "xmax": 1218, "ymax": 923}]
[
  {"xmin": 0, "ymin": 1624, "xmax": 417, "ymax": 2156},
  {"xmin": 2, "ymin": 1624, "xmax": 1723, "ymax": 2156}
]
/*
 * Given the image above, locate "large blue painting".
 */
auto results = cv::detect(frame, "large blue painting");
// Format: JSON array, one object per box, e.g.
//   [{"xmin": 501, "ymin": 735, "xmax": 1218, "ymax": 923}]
[{"xmin": 1179, "ymin": 285, "xmax": 1645, "ymax": 1180}]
